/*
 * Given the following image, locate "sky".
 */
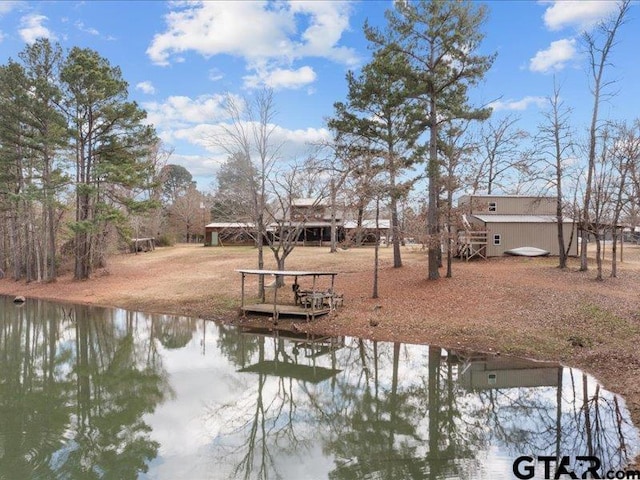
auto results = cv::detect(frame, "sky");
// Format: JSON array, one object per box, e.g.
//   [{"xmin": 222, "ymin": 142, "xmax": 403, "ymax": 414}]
[{"xmin": 0, "ymin": 0, "xmax": 638, "ymax": 192}]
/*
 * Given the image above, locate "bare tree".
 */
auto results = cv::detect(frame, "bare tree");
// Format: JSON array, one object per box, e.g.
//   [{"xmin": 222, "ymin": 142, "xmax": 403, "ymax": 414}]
[
  {"xmin": 263, "ymin": 163, "xmax": 324, "ymax": 285},
  {"xmin": 608, "ymin": 121, "xmax": 640, "ymax": 277},
  {"xmin": 439, "ymin": 120, "xmax": 476, "ymax": 278},
  {"xmin": 168, "ymin": 184, "xmax": 205, "ymax": 243},
  {"xmin": 590, "ymin": 128, "xmax": 616, "ymax": 280},
  {"xmin": 579, "ymin": 0, "xmax": 631, "ymax": 271},
  {"xmin": 304, "ymin": 142, "xmax": 354, "ymax": 253},
  {"xmin": 468, "ymin": 115, "xmax": 532, "ymax": 195},
  {"xmin": 535, "ymin": 81, "xmax": 577, "ymax": 269},
  {"xmin": 208, "ymin": 89, "xmax": 295, "ymax": 300}
]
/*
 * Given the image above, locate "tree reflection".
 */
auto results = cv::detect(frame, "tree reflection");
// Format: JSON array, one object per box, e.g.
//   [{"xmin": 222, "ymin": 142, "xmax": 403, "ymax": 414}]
[
  {"xmin": 0, "ymin": 299, "xmax": 171, "ymax": 479},
  {"xmin": 215, "ymin": 323, "xmax": 261, "ymax": 368},
  {"xmin": 209, "ymin": 334, "xmax": 638, "ymax": 480},
  {"xmin": 2, "ymin": 297, "xmax": 636, "ymax": 480},
  {"xmin": 151, "ymin": 313, "xmax": 197, "ymax": 350},
  {"xmin": 0, "ymin": 298, "xmax": 72, "ymax": 479}
]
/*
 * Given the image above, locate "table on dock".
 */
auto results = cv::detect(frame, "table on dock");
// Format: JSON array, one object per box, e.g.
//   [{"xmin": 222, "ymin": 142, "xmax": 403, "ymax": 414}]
[{"xmin": 236, "ymin": 269, "xmax": 339, "ymax": 321}]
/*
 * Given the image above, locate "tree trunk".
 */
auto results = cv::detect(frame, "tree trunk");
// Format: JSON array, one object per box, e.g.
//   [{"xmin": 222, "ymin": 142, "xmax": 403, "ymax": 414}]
[
  {"xmin": 330, "ymin": 177, "xmax": 338, "ymax": 253},
  {"xmin": 372, "ymin": 197, "xmax": 380, "ymax": 299},
  {"xmin": 356, "ymin": 205, "xmax": 364, "ymax": 246},
  {"xmin": 594, "ymin": 232, "xmax": 603, "ymax": 280},
  {"xmin": 556, "ymin": 197, "xmax": 567, "ymax": 269},
  {"xmin": 427, "ymin": 98, "xmax": 440, "ymax": 280},
  {"xmin": 611, "ymin": 230, "xmax": 618, "ymax": 278},
  {"xmin": 257, "ymin": 217, "xmax": 265, "ymax": 302},
  {"xmin": 390, "ymin": 193, "xmax": 402, "ymax": 268}
]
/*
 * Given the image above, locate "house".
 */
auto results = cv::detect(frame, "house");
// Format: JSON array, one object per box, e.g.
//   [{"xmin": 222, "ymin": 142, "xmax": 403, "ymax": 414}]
[
  {"xmin": 204, "ymin": 198, "xmax": 391, "ymax": 247},
  {"xmin": 457, "ymin": 195, "xmax": 578, "ymax": 258},
  {"xmin": 284, "ymin": 198, "xmax": 345, "ymax": 246},
  {"xmin": 204, "ymin": 199, "xmax": 346, "ymax": 247}
]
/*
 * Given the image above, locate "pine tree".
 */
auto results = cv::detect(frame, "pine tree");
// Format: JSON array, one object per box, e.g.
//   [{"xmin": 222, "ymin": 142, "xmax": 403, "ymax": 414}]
[
  {"xmin": 366, "ymin": 0, "xmax": 494, "ymax": 279},
  {"xmin": 61, "ymin": 47, "xmax": 157, "ymax": 279},
  {"xmin": 329, "ymin": 46, "xmax": 423, "ymax": 268}
]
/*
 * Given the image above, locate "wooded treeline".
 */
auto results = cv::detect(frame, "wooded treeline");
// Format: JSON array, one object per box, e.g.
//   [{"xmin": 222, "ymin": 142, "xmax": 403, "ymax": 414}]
[
  {"xmin": 3, "ymin": 1, "xmax": 640, "ymax": 289},
  {"xmin": 0, "ymin": 39, "xmax": 162, "ymax": 281}
]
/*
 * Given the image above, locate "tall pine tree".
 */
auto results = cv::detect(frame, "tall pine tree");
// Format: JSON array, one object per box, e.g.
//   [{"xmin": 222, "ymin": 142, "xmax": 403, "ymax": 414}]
[
  {"xmin": 367, "ymin": 0, "xmax": 494, "ymax": 279},
  {"xmin": 61, "ymin": 47, "xmax": 157, "ymax": 279}
]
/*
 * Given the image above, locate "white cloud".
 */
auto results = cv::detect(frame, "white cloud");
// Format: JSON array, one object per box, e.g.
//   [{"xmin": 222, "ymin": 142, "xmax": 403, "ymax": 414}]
[
  {"xmin": 168, "ymin": 153, "xmax": 224, "ymax": 177},
  {"xmin": 171, "ymin": 121, "xmax": 330, "ymax": 158},
  {"xmin": 146, "ymin": 1, "xmax": 357, "ymax": 90},
  {"xmin": 156, "ymin": 122, "xmax": 330, "ymax": 191},
  {"xmin": 208, "ymin": 68, "xmax": 224, "ymax": 82},
  {"xmin": 543, "ymin": 1, "xmax": 619, "ymax": 31},
  {"xmin": 143, "ymin": 93, "xmax": 331, "ymax": 190},
  {"xmin": 529, "ymin": 38, "xmax": 576, "ymax": 73},
  {"xmin": 75, "ymin": 20, "xmax": 99, "ymax": 36},
  {"xmin": 0, "ymin": 1, "xmax": 19, "ymax": 16},
  {"xmin": 489, "ymin": 96, "xmax": 547, "ymax": 112},
  {"xmin": 136, "ymin": 81, "xmax": 156, "ymax": 95},
  {"xmin": 143, "ymin": 94, "xmax": 231, "ymax": 131},
  {"xmin": 147, "ymin": 2, "xmax": 293, "ymax": 66},
  {"xmin": 244, "ymin": 65, "xmax": 317, "ymax": 90},
  {"xmin": 289, "ymin": 1, "xmax": 357, "ymax": 65},
  {"xmin": 19, "ymin": 14, "xmax": 56, "ymax": 44}
]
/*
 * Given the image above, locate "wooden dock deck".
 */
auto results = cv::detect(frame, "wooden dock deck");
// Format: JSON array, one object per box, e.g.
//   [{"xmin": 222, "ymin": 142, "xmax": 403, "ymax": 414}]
[
  {"xmin": 241, "ymin": 303, "xmax": 331, "ymax": 319},
  {"xmin": 236, "ymin": 268, "xmax": 339, "ymax": 322}
]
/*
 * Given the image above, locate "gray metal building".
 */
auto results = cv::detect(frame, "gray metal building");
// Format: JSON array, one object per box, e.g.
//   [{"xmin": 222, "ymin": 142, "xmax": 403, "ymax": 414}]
[{"xmin": 458, "ymin": 195, "xmax": 578, "ymax": 257}]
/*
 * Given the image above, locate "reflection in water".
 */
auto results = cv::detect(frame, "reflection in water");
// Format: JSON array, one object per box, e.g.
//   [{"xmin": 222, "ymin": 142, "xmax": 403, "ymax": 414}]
[
  {"xmin": 0, "ymin": 297, "xmax": 172, "ymax": 479},
  {"xmin": 0, "ymin": 296, "xmax": 637, "ymax": 479}
]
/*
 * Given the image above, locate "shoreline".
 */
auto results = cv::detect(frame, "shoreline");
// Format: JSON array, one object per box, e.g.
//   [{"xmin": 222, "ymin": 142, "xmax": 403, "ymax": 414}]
[{"xmin": 1, "ymin": 243, "xmax": 639, "ymax": 468}]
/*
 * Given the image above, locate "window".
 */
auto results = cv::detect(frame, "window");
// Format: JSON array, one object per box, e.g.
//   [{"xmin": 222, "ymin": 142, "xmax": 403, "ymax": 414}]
[
  {"xmin": 493, "ymin": 234, "xmax": 501, "ymax": 245},
  {"xmin": 488, "ymin": 202, "xmax": 497, "ymax": 212}
]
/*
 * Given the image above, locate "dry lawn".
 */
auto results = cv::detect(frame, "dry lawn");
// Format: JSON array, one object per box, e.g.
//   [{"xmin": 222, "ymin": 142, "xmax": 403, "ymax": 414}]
[{"xmin": 2, "ymin": 242, "xmax": 640, "ymax": 465}]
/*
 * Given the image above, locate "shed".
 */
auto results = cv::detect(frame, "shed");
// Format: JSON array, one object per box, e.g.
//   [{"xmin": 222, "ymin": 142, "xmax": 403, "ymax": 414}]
[
  {"xmin": 458, "ymin": 195, "xmax": 578, "ymax": 258},
  {"xmin": 468, "ymin": 214, "xmax": 578, "ymax": 257},
  {"xmin": 204, "ymin": 222, "xmax": 256, "ymax": 246}
]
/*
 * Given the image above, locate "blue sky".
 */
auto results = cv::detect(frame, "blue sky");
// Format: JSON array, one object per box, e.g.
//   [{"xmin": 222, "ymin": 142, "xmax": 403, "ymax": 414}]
[{"xmin": 0, "ymin": 1, "xmax": 638, "ymax": 191}]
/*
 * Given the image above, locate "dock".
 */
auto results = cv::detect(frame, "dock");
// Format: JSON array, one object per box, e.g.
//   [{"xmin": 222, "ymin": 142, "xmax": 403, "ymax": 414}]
[
  {"xmin": 236, "ymin": 269, "xmax": 340, "ymax": 321},
  {"xmin": 240, "ymin": 303, "xmax": 331, "ymax": 318}
]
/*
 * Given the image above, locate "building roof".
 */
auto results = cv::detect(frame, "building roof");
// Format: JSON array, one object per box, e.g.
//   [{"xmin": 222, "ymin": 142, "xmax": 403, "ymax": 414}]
[
  {"xmin": 291, "ymin": 198, "xmax": 327, "ymax": 207},
  {"xmin": 472, "ymin": 214, "xmax": 574, "ymax": 224},
  {"xmin": 269, "ymin": 221, "xmax": 334, "ymax": 228},
  {"xmin": 206, "ymin": 222, "xmax": 255, "ymax": 228},
  {"xmin": 460, "ymin": 194, "xmax": 555, "ymax": 199},
  {"xmin": 343, "ymin": 219, "xmax": 391, "ymax": 229}
]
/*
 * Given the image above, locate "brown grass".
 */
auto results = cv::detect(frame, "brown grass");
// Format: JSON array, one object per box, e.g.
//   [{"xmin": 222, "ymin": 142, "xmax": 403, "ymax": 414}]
[{"xmin": 2, "ymin": 242, "xmax": 640, "ymax": 466}]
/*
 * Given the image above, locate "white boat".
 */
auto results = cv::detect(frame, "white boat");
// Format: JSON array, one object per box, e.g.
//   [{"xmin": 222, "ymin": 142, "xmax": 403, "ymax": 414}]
[{"xmin": 504, "ymin": 246, "xmax": 550, "ymax": 257}]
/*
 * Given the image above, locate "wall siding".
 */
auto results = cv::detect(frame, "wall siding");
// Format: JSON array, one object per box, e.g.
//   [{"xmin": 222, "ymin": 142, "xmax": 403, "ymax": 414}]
[
  {"xmin": 484, "ymin": 221, "xmax": 578, "ymax": 256},
  {"xmin": 459, "ymin": 195, "xmax": 556, "ymax": 215}
]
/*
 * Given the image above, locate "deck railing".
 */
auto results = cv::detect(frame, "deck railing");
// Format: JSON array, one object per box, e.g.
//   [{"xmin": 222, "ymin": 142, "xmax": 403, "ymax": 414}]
[{"xmin": 457, "ymin": 230, "xmax": 488, "ymax": 261}]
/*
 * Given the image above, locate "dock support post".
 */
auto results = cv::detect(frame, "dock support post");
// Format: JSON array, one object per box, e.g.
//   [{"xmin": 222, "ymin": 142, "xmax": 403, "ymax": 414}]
[{"xmin": 241, "ymin": 273, "xmax": 246, "ymax": 317}]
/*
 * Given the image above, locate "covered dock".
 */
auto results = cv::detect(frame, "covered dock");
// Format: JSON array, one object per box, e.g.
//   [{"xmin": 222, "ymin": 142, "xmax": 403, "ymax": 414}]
[{"xmin": 236, "ymin": 269, "xmax": 340, "ymax": 321}]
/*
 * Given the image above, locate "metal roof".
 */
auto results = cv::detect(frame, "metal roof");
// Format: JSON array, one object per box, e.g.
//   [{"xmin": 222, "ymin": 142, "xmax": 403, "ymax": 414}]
[
  {"xmin": 236, "ymin": 269, "xmax": 337, "ymax": 276},
  {"xmin": 291, "ymin": 198, "xmax": 328, "ymax": 207},
  {"xmin": 460, "ymin": 194, "xmax": 556, "ymax": 199},
  {"xmin": 471, "ymin": 214, "xmax": 575, "ymax": 223},
  {"xmin": 343, "ymin": 219, "xmax": 391, "ymax": 229},
  {"xmin": 206, "ymin": 222, "xmax": 255, "ymax": 228}
]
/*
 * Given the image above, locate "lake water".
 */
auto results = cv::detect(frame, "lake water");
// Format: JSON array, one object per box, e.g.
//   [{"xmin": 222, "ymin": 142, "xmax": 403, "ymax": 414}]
[{"xmin": 0, "ymin": 295, "xmax": 638, "ymax": 480}]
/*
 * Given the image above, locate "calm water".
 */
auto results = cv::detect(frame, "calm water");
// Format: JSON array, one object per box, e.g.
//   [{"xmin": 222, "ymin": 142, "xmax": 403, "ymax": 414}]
[{"xmin": 0, "ymin": 296, "xmax": 638, "ymax": 480}]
